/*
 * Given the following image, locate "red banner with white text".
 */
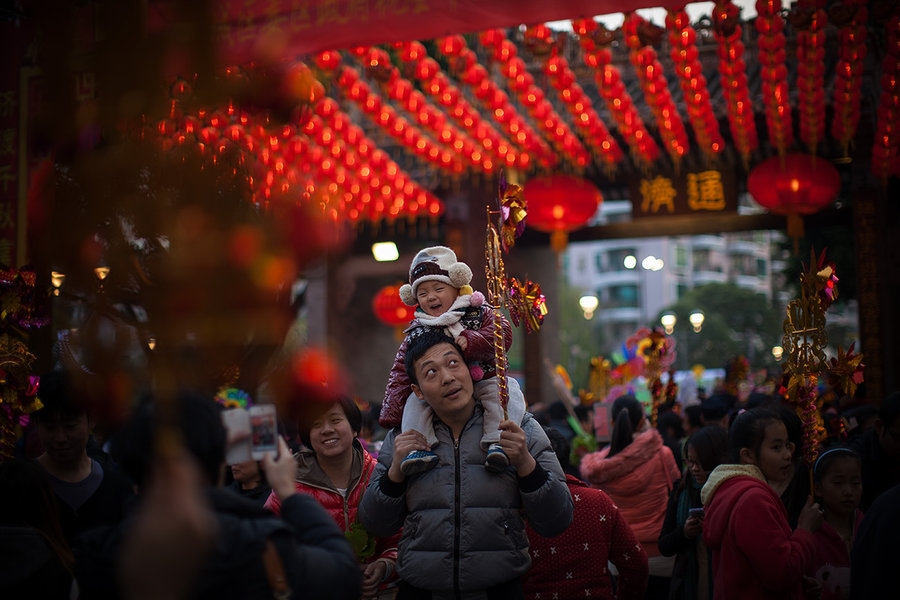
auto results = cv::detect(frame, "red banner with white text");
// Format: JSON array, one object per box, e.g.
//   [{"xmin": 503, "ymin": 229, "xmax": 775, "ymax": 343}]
[{"xmin": 149, "ymin": 0, "xmax": 686, "ymax": 66}]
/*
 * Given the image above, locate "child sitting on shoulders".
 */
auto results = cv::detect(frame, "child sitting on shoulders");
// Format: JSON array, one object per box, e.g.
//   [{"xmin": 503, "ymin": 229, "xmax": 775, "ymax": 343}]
[{"xmin": 379, "ymin": 246, "xmax": 526, "ymax": 476}]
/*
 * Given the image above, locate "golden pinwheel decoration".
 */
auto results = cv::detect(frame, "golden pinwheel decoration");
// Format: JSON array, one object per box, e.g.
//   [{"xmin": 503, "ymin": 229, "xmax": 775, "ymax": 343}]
[
  {"xmin": 780, "ymin": 248, "xmax": 863, "ymax": 493},
  {"xmin": 782, "ymin": 249, "xmax": 832, "ymax": 395},
  {"xmin": 484, "ymin": 174, "xmax": 544, "ymax": 418}
]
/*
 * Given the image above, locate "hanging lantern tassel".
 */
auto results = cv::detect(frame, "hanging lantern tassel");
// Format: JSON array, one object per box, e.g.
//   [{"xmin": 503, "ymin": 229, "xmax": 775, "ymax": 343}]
[{"xmin": 786, "ymin": 212, "xmax": 803, "ymax": 254}]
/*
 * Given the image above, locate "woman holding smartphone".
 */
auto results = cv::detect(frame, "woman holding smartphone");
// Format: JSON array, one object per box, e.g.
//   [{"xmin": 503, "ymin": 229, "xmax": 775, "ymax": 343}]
[
  {"xmin": 658, "ymin": 425, "xmax": 729, "ymax": 600},
  {"xmin": 264, "ymin": 395, "xmax": 400, "ymax": 600}
]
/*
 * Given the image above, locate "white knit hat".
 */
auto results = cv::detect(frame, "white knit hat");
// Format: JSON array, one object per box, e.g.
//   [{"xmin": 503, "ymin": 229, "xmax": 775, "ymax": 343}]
[{"xmin": 399, "ymin": 246, "xmax": 473, "ymax": 306}]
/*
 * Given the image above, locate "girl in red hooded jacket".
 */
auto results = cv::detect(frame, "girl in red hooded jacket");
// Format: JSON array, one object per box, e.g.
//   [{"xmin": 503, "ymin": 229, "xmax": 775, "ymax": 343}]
[{"xmin": 700, "ymin": 407, "xmax": 823, "ymax": 600}]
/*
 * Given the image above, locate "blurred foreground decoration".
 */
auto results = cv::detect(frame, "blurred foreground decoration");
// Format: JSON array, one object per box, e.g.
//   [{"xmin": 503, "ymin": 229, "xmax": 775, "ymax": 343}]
[
  {"xmin": 781, "ymin": 248, "xmax": 863, "ymax": 494},
  {"xmin": 0, "ymin": 267, "xmax": 49, "ymax": 459}
]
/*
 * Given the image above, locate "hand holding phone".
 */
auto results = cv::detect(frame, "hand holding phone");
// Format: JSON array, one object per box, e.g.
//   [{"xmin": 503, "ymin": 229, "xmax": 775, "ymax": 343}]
[{"xmin": 684, "ymin": 507, "xmax": 704, "ymax": 538}]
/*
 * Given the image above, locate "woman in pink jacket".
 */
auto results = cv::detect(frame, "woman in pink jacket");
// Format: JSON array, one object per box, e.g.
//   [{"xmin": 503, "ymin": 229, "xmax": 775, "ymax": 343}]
[{"xmin": 580, "ymin": 395, "xmax": 680, "ymax": 600}]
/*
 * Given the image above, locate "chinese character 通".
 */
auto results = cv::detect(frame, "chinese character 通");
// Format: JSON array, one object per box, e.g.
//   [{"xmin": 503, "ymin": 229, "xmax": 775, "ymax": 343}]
[{"xmin": 687, "ymin": 170, "xmax": 726, "ymax": 211}]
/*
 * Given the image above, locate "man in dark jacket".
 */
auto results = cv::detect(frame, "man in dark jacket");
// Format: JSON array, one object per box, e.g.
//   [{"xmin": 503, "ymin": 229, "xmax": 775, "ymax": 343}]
[
  {"xmin": 32, "ymin": 370, "xmax": 134, "ymax": 545},
  {"xmin": 76, "ymin": 393, "xmax": 361, "ymax": 600},
  {"xmin": 359, "ymin": 331, "xmax": 573, "ymax": 599}
]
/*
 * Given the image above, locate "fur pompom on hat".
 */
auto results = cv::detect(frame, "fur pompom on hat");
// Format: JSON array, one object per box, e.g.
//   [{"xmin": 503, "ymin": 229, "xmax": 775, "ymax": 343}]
[{"xmin": 399, "ymin": 246, "xmax": 473, "ymax": 306}]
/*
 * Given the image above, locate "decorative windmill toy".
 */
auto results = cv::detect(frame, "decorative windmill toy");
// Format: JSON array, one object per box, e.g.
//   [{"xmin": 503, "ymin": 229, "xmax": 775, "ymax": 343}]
[{"xmin": 483, "ymin": 175, "xmax": 546, "ymax": 419}]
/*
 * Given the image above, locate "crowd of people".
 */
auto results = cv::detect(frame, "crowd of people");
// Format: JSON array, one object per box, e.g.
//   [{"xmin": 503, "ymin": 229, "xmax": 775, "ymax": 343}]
[{"xmin": 2, "ymin": 245, "xmax": 898, "ymax": 600}]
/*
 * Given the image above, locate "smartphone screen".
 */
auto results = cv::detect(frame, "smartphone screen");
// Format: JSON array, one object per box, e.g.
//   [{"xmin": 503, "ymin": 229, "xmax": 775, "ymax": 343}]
[
  {"xmin": 688, "ymin": 507, "xmax": 704, "ymax": 519},
  {"xmin": 249, "ymin": 404, "xmax": 278, "ymax": 460}
]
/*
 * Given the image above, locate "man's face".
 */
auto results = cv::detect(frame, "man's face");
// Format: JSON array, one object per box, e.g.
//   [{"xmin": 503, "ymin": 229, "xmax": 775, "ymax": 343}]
[
  {"xmin": 410, "ymin": 342, "xmax": 474, "ymax": 423},
  {"xmin": 36, "ymin": 412, "xmax": 91, "ymax": 464}
]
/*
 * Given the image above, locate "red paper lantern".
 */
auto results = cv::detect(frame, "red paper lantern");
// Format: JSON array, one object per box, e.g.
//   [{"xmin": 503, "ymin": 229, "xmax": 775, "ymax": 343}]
[
  {"xmin": 524, "ymin": 175, "xmax": 603, "ymax": 252},
  {"xmin": 373, "ymin": 284, "xmax": 416, "ymax": 327},
  {"xmin": 747, "ymin": 153, "xmax": 840, "ymax": 247}
]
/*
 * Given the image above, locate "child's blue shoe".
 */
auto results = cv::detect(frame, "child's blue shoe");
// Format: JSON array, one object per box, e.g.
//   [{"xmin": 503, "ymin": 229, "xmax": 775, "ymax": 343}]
[
  {"xmin": 485, "ymin": 443, "xmax": 510, "ymax": 473},
  {"xmin": 401, "ymin": 449, "xmax": 439, "ymax": 475}
]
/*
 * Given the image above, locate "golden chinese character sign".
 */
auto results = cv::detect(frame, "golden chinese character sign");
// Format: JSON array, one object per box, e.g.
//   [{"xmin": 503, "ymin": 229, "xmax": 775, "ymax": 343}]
[{"xmin": 630, "ymin": 168, "xmax": 737, "ymax": 219}]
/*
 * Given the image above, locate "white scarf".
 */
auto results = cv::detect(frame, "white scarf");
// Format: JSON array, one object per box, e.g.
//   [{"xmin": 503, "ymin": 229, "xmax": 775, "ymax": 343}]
[{"xmin": 412, "ymin": 294, "xmax": 473, "ymax": 339}]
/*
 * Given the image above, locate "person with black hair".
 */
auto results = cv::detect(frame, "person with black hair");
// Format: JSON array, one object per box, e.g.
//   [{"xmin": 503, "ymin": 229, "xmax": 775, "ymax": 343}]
[
  {"xmin": 31, "ymin": 370, "xmax": 134, "ymax": 546},
  {"xmin": 701, "ymin": 407, "xmax": 822, "ymax": 599},
  {"xmin": 699, "ymin": 393, "xmax": 736, "ymax": 429},
  {"xmin": 806, "ymin": 448, "xmax": 863, "ymax": 600},
  {"xmin": 524, "ymin": 426, "xmax": 648, "ymax": 600},
  {"xmin": 76, "ymin": 392, "xmax": 361, "ymax": 600},
  {"xmin": 227, "ymin": 458, "xmax": 271, "ymax": 507},
  {"xmin": 359, "ymin": 331, "xmax": 572, "ymax": 599},
  {"xmin": 682, "ymin": 405, "xmax": 703, "ymax": 439},
  {"xmin": 264, "ymin": 395, "xmax": 400, "ymax": 600},
  {"xmin": 0, "ymin": 458, "xmax": 78, "ymax": 598},
  {"xmin": 657, "ymin": 409, "xmax": 686, "ymax": 472},
  {"xmin": 580, "ymin": 395, "xmax": 680, "ymax": 600},
  {"xmin": 847, "ymin": 390, "xmax": 900, "ymax": 511},
  {"xmin": 850, "ymin": 482, "xmax": 899, "ymax": 599},
  {"xmin": 769, "ymin": 404, "xmax": 812, "ymax": 530},
  {"xmin": 658, "ymin": 426, "xmax": 728, "ymax": 600}
]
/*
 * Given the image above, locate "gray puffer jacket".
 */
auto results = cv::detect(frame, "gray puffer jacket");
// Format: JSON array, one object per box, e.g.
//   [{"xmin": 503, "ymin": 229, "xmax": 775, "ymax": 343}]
[{"xmin": 359, "ymin": 407, "xmax": 573, "ymax": 595}]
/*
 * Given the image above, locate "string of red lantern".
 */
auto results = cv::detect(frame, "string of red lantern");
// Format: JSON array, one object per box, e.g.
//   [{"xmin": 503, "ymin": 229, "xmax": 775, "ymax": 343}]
[
  {"xmin": 314, "ymin": 51, "xmax": 448, "ymax": 220},
  {"xmin": 573, "ymin": 18, "xmax": 660, "ymax": 170},
  {"xmin": 395, "ymin": 40, "xmax": 527, "ymax": 172},
  {"xmin": 794, "ymin": 0, "xmax": 827, "ymax": 154},
  {"xmin": 872, "ymin": 13, "xmax": 900, "ymax": 182},
  {"xmin": 623, "ymin": 13, "xmax": 691, "ymax": 167},
  {"xmin": 831, "ymin": 0, "xmax": 868, "ymax": 155},
  {"xmin": 755, "ymin": 0, "xmax": 793, "ymax": 156},
  {"xmin": 159, "ymin": 64, "xmax": 445, "ymax": 226},
  {"xmin": 712, "ymin": 0, "xmax": 758, "ymax": 168},
  {"xmin": 433, "ymin": 34, "xmax": 559, "ymax": 169},
  {"xmin": 479, "ymin": 28, "xmax": 590, "ymax": 170},
  {"xmin": 359, "ymin": 46, "xmax": 499, "ymax": 174},
  {"xmin": 308, "ymin": 92, "xmax": 445, "ymax": 222},
  {"xmin": 665, "ymin": 8, "xmax": 725, "ymax": 163},
  {"xmin": 521, "ymin": 24, "xmax": 622, "ymax": 175},
  {"xmin": 299, "ymin": 112, "xmax": 388, "ymax": 223},
  {"xmin": 334, "ymin": 65, "xmax": 465, "ymax": 176}
]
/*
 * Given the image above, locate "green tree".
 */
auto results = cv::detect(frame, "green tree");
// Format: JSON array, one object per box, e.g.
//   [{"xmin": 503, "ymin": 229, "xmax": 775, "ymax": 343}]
[
  {"xmin": 556, "ymin": 278, "xmax": 606, "ymax": 391},
  {"xmin": 656, "ymin": 282, "xmax": 783, "ymax": 371}
]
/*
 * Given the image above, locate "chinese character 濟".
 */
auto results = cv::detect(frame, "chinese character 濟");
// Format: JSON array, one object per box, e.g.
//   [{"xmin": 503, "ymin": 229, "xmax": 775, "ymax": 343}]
[{"xmin": 640, "ymin": 176, "xmax": 676, "ymax": 214}]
